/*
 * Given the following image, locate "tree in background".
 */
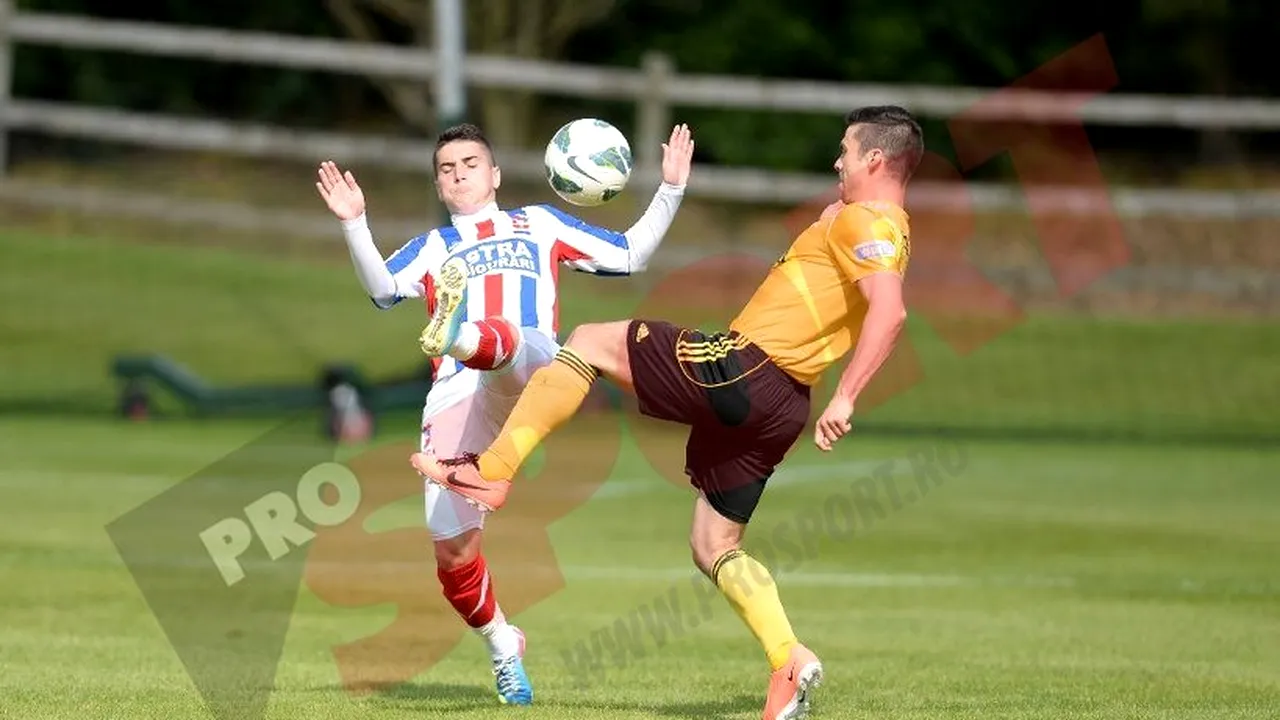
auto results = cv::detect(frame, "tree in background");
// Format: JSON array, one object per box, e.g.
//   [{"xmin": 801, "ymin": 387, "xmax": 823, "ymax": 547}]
[
  {"xmin": 323, "ymin": 0, "xmax": 615, "ymax": 147},
  {"xmin": 1140, "ymin": 0, "xmax": 1240, "ymax": 165}
]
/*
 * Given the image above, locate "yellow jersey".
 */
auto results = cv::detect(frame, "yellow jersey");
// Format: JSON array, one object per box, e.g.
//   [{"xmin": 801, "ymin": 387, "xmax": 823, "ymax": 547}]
[{"xmin": 729, "ymin": 201, "xmax": 911, "ymax": 386}]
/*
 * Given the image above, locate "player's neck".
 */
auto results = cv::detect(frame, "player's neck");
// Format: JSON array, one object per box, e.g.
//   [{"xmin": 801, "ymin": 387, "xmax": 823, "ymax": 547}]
[
  {"xmin": 449, "ymin": 200, "xmax": 500, "ymax": 223},
  {"xmin": 847, "ymin": 183, "xmax": 905, "ymax": 211}
]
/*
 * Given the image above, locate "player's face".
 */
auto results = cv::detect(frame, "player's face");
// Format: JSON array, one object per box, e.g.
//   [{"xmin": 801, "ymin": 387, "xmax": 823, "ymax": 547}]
[
  {"xmin": 434, "ymin": 140, "xmax": 501, "ymax": 215},
  {"xmin": 834, "ymin": 125, "xmax": 883, "ymax": 202}
]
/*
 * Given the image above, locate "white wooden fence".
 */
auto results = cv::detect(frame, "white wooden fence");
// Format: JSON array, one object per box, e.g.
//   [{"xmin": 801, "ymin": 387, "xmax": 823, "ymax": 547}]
[{"xmin": 1, "ymin": 0, "xmax": 1279, "ymax": 228}]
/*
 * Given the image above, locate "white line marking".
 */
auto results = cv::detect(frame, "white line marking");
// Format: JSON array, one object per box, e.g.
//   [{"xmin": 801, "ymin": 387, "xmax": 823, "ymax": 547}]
[
  {"xmin": 112, "ymin": 559, "xmax": 1277, "ymax": 598},
  {"xmin": 589, "ymin": 458, "xmax": 894, "ymax": 499},
  {"xmin": 555, "ymin": 566, "xmax": 1280, "ymax": 596},
  {"xmin": 558, "ymin": 565, "xmax": 1077, "ymax": 589}
]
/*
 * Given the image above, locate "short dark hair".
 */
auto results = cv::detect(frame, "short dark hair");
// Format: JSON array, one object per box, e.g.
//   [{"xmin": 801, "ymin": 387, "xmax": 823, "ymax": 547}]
[
  {"xmin": 433, "ymin": 123, "xmax": 495, "ymax": 170},
  {"xmin": 844, "ymin": 105, "xmax": 924, "ymax": 181}
]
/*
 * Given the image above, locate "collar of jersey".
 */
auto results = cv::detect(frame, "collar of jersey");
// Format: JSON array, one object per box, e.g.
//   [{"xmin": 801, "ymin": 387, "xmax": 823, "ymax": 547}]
[{"xmin": 450, "ymin": 201, "xmax": 501, "ymax": 224}]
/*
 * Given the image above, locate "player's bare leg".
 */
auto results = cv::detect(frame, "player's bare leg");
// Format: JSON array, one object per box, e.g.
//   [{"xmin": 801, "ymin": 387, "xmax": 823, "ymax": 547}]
[
  {"xmin": 422, "ymin": 393, "xmax": 533, "ymax": 705},
  {"xmin": 431, "ymin": 527, "xmax": 531, "ymax": 704},
  {"xmin": 411, "ymin": 320, "xmax": 632, "ymax": 511},
  {"xmin": 693, "ymin": 496, "xmax": 822, "ymax": 720}
]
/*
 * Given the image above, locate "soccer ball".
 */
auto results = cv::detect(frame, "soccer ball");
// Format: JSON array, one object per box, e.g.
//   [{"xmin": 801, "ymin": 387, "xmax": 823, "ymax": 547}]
[{"xmin": 544, "ymin": 118, "xmax": 633, "ymax": 207}]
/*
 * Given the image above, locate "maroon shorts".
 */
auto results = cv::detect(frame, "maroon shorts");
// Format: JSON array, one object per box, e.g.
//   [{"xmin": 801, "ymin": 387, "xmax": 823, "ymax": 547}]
[{"xmin": 625, "ymin": 319, "xmax": 810, "ymax": 524}]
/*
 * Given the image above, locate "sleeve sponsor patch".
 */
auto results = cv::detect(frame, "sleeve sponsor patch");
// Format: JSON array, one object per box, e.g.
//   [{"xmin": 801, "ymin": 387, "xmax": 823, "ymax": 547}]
[{"xmin": 854, "ymin": 239, "xmax": 897, "ymax": 260}]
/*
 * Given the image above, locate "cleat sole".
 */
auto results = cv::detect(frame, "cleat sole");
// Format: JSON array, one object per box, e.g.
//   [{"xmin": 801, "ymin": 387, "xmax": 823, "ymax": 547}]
[
  {"xmin": 419, "ymin": 258, "xmax": 468, "ymax": 357},
  {"xmin": 459, "ymin": 494, "xmax": 495, "ymax": 513}
]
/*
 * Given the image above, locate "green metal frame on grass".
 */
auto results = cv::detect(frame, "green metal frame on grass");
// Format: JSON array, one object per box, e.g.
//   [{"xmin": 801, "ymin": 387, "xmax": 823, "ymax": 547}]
[
  {"xmin": 110, "ymin": 354, "xmax": 432, "ymax": 417},
  {"xmin": 109, "ymin": 354, "xmax": 628, "ymax": 419}
]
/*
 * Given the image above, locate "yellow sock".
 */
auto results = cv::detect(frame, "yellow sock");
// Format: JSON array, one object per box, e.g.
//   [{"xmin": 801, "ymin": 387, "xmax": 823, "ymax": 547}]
[
  {"xmin": 477, "ymin": 348, "xmax": 597, "ymax": 481},
  {"xmin": 711, "ymin": 549, "xmax": 798, "ymax": 671}
]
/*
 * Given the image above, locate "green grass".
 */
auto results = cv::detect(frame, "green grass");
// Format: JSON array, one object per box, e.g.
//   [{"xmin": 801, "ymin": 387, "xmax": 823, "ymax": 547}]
[
  {"xmin": 871, "ymin": 314, "xmax": 1280, "ymax": 440},
  {"xmin": 0, "ymin": 416, "xmax": 1277, "ymax": 719},
  {"xmin": 1, "ymin": 227, "xmax": 1278, "ymax": 718}
]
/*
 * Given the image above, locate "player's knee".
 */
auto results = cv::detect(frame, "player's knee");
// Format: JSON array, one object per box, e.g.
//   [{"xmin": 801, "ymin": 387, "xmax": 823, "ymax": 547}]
[
  {"xmin": 433, "ymin": 530, "xmax": 481, "ymax": 570},
  {"xmin": 689, "ymin": 532, "xmax": 737, "ymax": 577},
  {"xmin": 565, "ymin": 321, "xmax": 628, "ymax": 378}
]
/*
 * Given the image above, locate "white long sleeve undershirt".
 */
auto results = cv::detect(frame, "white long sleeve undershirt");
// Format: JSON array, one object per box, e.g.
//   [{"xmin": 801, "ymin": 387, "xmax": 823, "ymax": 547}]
[
  {"xmin": 622, "ymin": 181, "xmax": 684, "ymax": 273},
  {"xmin": 339, "ymin": 213, "xmax": 398, "ymax": 306}
]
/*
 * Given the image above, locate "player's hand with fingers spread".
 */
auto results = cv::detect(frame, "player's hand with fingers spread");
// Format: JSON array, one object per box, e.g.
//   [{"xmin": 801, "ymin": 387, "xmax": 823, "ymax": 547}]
[
  {"xmin": 814, "ymin": 395, "xmax": 855, "ymax": 451},
  {"xmin": 660, "ymin": 123, "xmax": 694, "ymax": 187},
  {"xmin": 315, "ymin": 160, "xmax": 366, "ymax": 221}
]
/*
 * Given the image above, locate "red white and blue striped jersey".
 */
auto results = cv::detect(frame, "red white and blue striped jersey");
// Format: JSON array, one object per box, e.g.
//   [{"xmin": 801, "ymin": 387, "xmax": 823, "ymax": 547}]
[{"xmin": 376, "ymin": 203, "xmax": 634, "ymax": 379}]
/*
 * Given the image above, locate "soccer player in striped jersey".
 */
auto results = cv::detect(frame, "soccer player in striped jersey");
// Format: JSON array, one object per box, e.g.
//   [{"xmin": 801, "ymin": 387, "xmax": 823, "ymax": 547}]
[{"xmin": 315, "ymin": 121, "xmax": 694, "ymax": 706}]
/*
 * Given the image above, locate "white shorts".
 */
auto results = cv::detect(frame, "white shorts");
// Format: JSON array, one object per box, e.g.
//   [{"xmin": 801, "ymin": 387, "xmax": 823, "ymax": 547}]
[{"xmin": 420, "ymin": 326, "xmax": 560, "ymax": 541}]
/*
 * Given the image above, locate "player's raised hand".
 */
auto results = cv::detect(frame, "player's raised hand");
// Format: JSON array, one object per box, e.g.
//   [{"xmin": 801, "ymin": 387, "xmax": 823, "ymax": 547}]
[
  {"xmin": 660, "ymin": 123, "xmax": 694, "ymax": 186},
  {"xmin": 814, "ymin": 395, "xmax": 855, "ymax": 452},
  {"xmin": 316, "ymin": 160, "xmax": 366, "ymax": 221}
]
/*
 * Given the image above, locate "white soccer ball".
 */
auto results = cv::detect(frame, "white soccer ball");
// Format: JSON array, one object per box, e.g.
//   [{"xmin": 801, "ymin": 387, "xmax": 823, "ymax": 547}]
[{"xmin": 544, "ymin": 118, "xmax": 633, "ymax": 207}]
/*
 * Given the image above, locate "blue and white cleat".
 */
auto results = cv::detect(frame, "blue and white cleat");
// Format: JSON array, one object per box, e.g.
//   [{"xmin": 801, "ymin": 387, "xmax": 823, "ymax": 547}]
[
  {"xmin": 493, "ymin": 627, "xmax": 533, "ymax": 705},
  {"xmin": 419, "ymin": 256, "xmax": 469, "ymax": 358}
]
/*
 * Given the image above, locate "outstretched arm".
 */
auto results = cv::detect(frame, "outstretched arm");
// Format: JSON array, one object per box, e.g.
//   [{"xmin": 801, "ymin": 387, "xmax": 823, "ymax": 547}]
[
  {"xmin": 316, "ymin": 161, "xmax": 402, "ymax": 307},
  {"xmin": 620, "ymin": 182, "xmax": 685, "ymax": 273},
  {"xmin": 814, "ymin": 273, "xmax": 907, "ymax": 451},
  {"xmin": 621, "ymin": 124, "xmax": 694, "ymax": 272},
  {"xmin": 340, "ymin": 215, "xmax": 399, "ymax": 306}
]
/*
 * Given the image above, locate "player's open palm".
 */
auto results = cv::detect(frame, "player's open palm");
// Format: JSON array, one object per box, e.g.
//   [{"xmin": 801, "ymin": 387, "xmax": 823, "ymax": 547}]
[
  {"xmin": 661, "ymin": 123, "xmax": 694, "ymax": 186},
  {"xmin": 316, "ymin": 160, "xmax": 366, "ymax": 221}
]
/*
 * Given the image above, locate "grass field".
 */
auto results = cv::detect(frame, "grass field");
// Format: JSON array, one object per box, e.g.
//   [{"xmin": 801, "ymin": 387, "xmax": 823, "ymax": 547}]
[
  {"xmin": 2, "ymin": 228, "xmax": 1278, "ymax": 718},
  {"xmin": 2, "ymin": 416, "xmax": 1277, "ymax": 719}
]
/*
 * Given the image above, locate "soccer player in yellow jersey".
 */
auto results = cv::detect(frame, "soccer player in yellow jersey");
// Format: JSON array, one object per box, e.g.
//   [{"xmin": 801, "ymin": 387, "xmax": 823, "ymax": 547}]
[{"xmin": 414, "ymin": 105, "xmax": 923, "ymax": 720}]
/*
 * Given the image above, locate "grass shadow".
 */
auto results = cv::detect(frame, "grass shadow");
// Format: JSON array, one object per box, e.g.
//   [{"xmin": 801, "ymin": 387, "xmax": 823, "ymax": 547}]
[
  {"xmin": 541, "ymin": 693, "xmax": 762, "ymax": 719},
  {"xmin": 308, "ymin": 680, "xmax": 494, "ymax": 712},
  {"xmin": 308, "ymin": 681, "xmax": 761, "ymax": 718}
]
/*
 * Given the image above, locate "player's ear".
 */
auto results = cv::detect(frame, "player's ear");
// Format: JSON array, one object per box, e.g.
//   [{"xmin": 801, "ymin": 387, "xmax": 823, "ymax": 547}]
[
  {"xmin": 867, "ymin": 148, "xmax": 884, "ymax": 172},
  {"xmin": 491, "ymin": 164, "xmax": 502, "ymax": 189}
]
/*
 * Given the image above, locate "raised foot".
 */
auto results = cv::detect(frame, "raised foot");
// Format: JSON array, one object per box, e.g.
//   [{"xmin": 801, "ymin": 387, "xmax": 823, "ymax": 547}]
[
  {"xmin": 419, "ymin": 256, "xmax": 469, "ymax": 357},
  {"xmin": 409, "ymin": 451, "xmax": 511, "ymax": 513}
]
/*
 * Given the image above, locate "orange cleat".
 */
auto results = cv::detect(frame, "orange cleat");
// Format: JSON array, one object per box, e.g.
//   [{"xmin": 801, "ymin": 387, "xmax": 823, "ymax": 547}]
[
  {"xmin": 762, "ymin": 644, "xmax": 824, "ymax": 720},
  {"xmin": 411, "ymin": 451, "xmax": 511, "ymax": 513}
]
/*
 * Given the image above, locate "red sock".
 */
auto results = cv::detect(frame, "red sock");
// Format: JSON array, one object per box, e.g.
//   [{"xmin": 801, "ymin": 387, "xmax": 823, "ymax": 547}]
[
  {"xmin": 437, "ymin": 554, "xmax": 498, "ymax": 628},
  {"xmin": 461, "ymin": 317, "xmax": 520, "ymax": 371}
]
